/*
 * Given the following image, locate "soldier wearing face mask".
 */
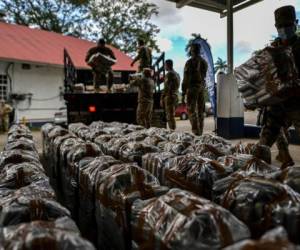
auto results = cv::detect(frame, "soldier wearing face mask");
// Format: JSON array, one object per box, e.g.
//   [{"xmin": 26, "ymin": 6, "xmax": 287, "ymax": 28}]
[{"xmin": 256, "ymin": 6, "xmax": 300, "ymax": 168}]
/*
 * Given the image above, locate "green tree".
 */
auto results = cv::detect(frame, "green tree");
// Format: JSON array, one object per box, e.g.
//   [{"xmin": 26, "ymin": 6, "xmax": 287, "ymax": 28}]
[
  {"xmin": 87, "ymin": 0, "xmax": 160, "ymax": 54},
  {"xmin": 214, "ymin": 57, "xmax": 227, "ymax": 73},
  {"xmin": 0, "ymin": 0, "xmax": 89, "ymax": 37}
]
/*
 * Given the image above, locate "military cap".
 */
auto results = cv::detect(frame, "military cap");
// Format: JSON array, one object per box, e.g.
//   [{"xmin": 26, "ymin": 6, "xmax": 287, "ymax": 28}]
[{"xmin": 275, "ymin": 5, "xmax": 297, "ymax": 27}]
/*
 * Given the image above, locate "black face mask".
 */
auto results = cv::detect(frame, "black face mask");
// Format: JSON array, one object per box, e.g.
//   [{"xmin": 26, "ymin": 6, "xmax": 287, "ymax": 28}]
[{"xmin": 277, "ymin": 25, "xmax": 297, "ymax": 40}]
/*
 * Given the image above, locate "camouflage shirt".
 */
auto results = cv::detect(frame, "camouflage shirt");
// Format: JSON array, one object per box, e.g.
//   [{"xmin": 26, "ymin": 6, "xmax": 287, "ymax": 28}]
[
  {"xmin": 182, "ymin": 56, "xmax": 208, "ymax": 94},
  {"xmin": 130, "ymin": 77, "xmax": 154, "ymax": 103},
  {"xmin": 133, "ymin": 46, "xmax": 152, "ymax": 70},
  {"xmin": 161, "ymin": 70, "xmax": 180, "ymax": 100}
]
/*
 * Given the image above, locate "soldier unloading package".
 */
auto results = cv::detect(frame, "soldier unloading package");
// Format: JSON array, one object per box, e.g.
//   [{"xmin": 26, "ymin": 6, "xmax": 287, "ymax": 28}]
[
  {"xmin": 85, "ymin": 38, "xmax": 116, "ymax": 92},
  {"xmin": 235, "ymin": 5, "xmax": 300, "ymax": 168},
  {"xmin": 129, "ymin": 68, "xmax": 154, "ymax": 128},
  {"xmin": 131, "ymin": 39, "xmax": 152, "ymax": 72}
]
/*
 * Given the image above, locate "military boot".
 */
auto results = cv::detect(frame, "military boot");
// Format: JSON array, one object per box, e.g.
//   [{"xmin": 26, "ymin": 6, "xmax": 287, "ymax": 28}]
[
  {"xmin": 251, "ymin": 144, "xmax": 272, "ymax": 164},
  {"xmin": 276, "ymin": 150, "xmax": 295, "ymax": 169}
]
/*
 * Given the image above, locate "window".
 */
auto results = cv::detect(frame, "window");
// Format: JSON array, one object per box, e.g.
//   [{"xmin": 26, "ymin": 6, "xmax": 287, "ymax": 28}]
[{"xmin": 0, "ymin": 75, "xmax": 8, "ymax": 101}]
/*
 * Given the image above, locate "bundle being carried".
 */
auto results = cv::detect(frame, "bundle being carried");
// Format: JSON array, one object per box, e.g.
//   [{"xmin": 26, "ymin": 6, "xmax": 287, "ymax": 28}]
[
  {"xmin": 87, "ymin": 52, "xmax": 116, "ymax": 71},
  {"xmin": 235, "ymin": 45, "xmax": 300, "ymax": 109}
]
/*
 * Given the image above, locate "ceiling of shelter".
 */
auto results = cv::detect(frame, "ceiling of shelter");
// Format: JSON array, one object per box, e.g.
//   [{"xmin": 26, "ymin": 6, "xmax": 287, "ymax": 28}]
[{"xmin": 166, "ymin": 0, "xmax": 264, "ymax": 16}]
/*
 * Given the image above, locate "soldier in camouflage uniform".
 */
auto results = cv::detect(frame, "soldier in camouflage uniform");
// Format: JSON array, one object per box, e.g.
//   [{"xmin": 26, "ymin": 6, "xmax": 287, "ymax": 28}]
[
  {"xmin": 182, "ymin": 43, "xmax": 208, "ymax": 136},
  {"xmin": 131, "ymin": 39, "xmax": 152, "ymax": 72},
  {"xmin": 257, "ymin": 6, "xmax": 300, "ymax": 168},
  {"xmin": 0, "ymin": 100, "xmax": 12, "ymax": 132},
  {"xmin": 85, "ymin": 38, "xmax": 116, "ymax": 92},
  {"xmin": 160, "ymin": 59, "xmax": 180, "ymax": 130},
  {"xmin": 130, "ymin": 68, "xmax": 154, "ymax": 128}
]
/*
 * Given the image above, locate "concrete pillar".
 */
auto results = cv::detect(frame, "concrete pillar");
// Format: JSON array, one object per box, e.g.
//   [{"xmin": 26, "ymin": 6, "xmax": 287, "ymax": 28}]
[{"xmin": 216, "ymin": 72, "xmax": 244, "ymax": 138}]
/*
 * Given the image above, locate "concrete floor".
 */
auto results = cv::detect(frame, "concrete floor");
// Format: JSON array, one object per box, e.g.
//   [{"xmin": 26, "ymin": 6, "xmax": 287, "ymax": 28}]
[{"xmin": 1, "ymin": 111, "xmax": 299, "ymax": 166}]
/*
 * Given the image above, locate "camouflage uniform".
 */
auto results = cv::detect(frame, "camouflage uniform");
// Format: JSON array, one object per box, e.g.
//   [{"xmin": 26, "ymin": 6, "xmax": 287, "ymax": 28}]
[
  {"xmin": 0, "ymin": 102, "xmax": 12, "ymax": 132},
  {"xmin": 161, "ymin": 70, "xmax": 180, "ymax": 130},
  {"xmin": 132, "ymin": 46, "xmax": 152, "ymax": 72},
  {"xmin": 182, "ymin": 56, "xmax": 208, "ymax": 135},
  {"xmin": 85, "ymin": 46, "xmax": 116, "ymax": 91},
  {"xmin": 130, "ymin": 76, "xmax": 154, "ymax": 128}
]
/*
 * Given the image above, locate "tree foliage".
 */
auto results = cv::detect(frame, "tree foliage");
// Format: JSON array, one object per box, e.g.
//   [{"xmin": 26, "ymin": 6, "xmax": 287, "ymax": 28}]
[
  {"xmin": 214, "ymin": 57, "xmax": 227, "ymax": 73},
  {"xmin": 0, "ymin": 0, "xmax": 160, "ymax": 54},
  {"xmin": 0, "ymin": 0, "xmax": 89, "ymax": 37},
  {"xmin": 87, "ymin": 0, "xmax": 160, "ymax": 54}
]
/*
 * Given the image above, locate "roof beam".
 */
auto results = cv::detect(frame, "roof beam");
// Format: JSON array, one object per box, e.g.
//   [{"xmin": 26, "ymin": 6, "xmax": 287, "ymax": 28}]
[
  {"xmin": 221, "ymin": 0, "xmax": 263, "ymax": 17},
  {"xmin": 188, "ymin": 2, "xmax": 222, "ymax": 13},
  {"xmin": 176, "ymin": 0, "xmax": 194, "ymax": 8},
  {"xmin": 193, "ymin": 0, "xmax": 226, "ymax": 10}
]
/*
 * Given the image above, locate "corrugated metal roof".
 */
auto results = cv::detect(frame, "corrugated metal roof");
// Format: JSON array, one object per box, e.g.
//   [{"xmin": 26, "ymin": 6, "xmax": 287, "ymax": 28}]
[
  {"xmin": 0, "ymin": 22, "xmax": 137, "ymax": 71},
  {"xmin": 167, "ymin": 0, "xmax": 263, "ymax": 16}
]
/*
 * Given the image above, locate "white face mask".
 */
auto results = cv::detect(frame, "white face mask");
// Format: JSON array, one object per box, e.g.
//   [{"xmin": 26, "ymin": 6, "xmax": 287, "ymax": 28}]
[{"xmin": 277, "ymin": 25, "xmax": 297, "ymax": 40}]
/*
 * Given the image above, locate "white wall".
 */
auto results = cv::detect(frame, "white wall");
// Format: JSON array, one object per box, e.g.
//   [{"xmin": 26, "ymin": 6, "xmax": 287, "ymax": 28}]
[
  {"xmin": 11, "ymin": 63, "xmax": 65, "ymax": 122},
  {"xmin": 0, "ymin": 62, "xmax": 8, "ymax": 74}
]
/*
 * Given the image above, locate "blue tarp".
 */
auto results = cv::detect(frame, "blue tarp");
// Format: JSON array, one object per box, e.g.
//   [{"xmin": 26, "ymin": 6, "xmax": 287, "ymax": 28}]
[{"xmin": 193, "ymin": 38, "xmax": 216, "ymax": 117}]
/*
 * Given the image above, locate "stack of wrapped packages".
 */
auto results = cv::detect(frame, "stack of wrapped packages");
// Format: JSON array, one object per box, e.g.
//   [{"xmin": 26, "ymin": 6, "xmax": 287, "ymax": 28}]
[
  {"xmin": 41, "ymin": 120, "xmax": 300, "ymax": 250},
  {"xmin": 235, "ymin": 45, "xmax": 300, "ymax": 109},
  {"xmin": 0, "ymin": 124, "xmax": 94, "ymax": 250}
]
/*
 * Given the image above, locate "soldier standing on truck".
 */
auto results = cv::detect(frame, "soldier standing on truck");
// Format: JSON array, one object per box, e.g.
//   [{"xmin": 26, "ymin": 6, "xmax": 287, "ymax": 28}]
[
  {"xmin": 0, "ymin": 100, "xmax": 12, "ymax": 132},
  {"xmin": 131, "ymin": 39, "xmax": 152, "ymax": 72},
  {"xmin": 129, "ymin": 68, "xmax": 154, "ymax": 128},
  {"xmin": 255, "ymin": 5, "xmax": 300, "ymax": 168},
  {"xmin": 160, "ymin": 59, "xmax": 180, "ymax": 130},
  {"xmin": 182, "ymin": 43, "xmax": 208, "ymax": 136},
  {"xmin": 85, "ymin": 38, "xmax": 116, "ymax": 92}
]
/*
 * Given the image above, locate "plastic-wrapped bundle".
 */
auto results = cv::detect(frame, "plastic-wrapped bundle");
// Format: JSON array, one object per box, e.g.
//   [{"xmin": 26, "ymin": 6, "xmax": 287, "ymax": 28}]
[
  {"xmin": 95, "ymin": 163, "xmax": 168, "ymax": 250},
  {"xmin": 78, "ymin": 156, "xmax": 121, "ymax": 244},
  {"xmin": 223, "ymin": 226, "xmax": 298, "ymax": 250},
  {"xmin": 235, "ymin": 46, "xmax": 300, "ymax": 109},
  {"xmin": 277, "ymin": 166, "xmax": 300, "ymax": 194},
  {"xmin": 131, "ymin": 188, "xmax": 250, "ymax": 250},
  {"xmin": 105, "ymin": 137, "xmax": 130, "ymax": 159},
  {"xmin": 217, "ymin": 154, "xmax": 258, "ymax": 172},
  {"xmin": 0, "ymin": 217, "xmax": 95, "ymax": 250},
  {"xmin": 102, "ymin": 126, "xmax": 124, "ymax": 135},
  {"xmin": 68, "ymin": 122, "xmax": 88, "ymax": 134},
  {"xmin": 194, "ymin": 133, "xmax": 231, "ymax": 146},
  {"xmin": 122, "ymin": 124, "xmax": 144, "ymax": 134},
  {"xmin": 0, "ymin": 193, "xmax": 70, "ymax": 227},
  {"xmin": 212, "ymin": 175, "xmax": 300, "ymax": 242},
  {"xmin": 0, "ymin": 150, "xmax": 40, "ymax": 170},
  {"xmin": 41, "ymin": 123, "xmax": 55, "ymax": 157},
  {"xmin": 143, "ymin": 134, "xmax": 166, "ymax": 146},
  {"xmin": 168, "ymin": 131, "xmax": 194, "ymax": 145},
  {"xmin": 7, "ymin": 125, "xmax": 33, "ymax": 142},
  {"xmin": 0, "ymin": 162, "xmax": 46, "ymax": 189},
  {"xmin": 51, "ymin": 134, "xmax": 78, "ymax": 189},
  {"xmin": 125, "ymin": 130, "xmax": 149, "ymax": 141},
  {"xmin": 86, "ymin": 129, "xmax": 109, "ymax": 142},
  {"xmin": 4, "ymin": 139, "xmax": 37, "ymax": 153},
  {"xmin": 193, "ymin": 143, "xmax": 231, "ymax": 160},
  {"xmin": 119, "ymin": 141, "xmax": 160, "ymax": 165},
  {"xmin": 94, "ymin": 134, "xmax": 122, "ymax": 154},
  {"xmin": 229, "ymin": 156, "xmax": 279, "ymax": 176},
  {"xmin": 142, "ymin": 152, "xmax": 176, "ymax": 184},
  {"xmin": 59, "ymin": 137, "xmax": 84, "ymax": 204},
  {"xmin": 145, "ymin": 127, "xmax": 170, "ymax": 137},
  {"xmin": 64, "ymin": 142, "xmax": 102, "ymax": 219},
  {"xmin": 230, "ymin": 142, "xmax": 255, "ymax": 155},
  {"xmin": 159, "ymin": 141, "xmax": 193, "ymax": 155},
  {"xmin": 89, "ymin": 120, "xmax": 106, "ymax": 131},
  {"xmin": 164, "ymin": 154, "xmax": 232, "ymax": 198},
  {"xmin": 8, "ymin": 124, "xmax": 31, "ymax": 134}
]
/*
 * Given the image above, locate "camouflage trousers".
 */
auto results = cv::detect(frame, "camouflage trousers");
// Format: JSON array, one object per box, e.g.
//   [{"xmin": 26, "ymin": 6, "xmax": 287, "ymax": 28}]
[
  {"xmin": 187, "ymin": 86, "xmax": 205, "ymax": 136},
  {"xmin": 164, "ymin": 96, "xmax": 177, "ymax": 130},
  {"xmin": 259, "ymin": 102, "xmax": 300, "ymax": 148},
  {"xmin": 1, "ymin": 116, "xmax": 9, "ymax": 132},
  {"xmin": 93, "ymin": 69, "xmax": 113, "ymax": 91},
  {"xmin": 137, "ymin": 101, "xmax": 153, "ymax": 128}
]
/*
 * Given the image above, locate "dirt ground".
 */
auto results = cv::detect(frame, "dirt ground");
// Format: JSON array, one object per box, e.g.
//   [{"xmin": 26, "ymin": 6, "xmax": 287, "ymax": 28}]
[{"xmin": 0, "ymin": 111, "xmax": 299, "ymax": 166}]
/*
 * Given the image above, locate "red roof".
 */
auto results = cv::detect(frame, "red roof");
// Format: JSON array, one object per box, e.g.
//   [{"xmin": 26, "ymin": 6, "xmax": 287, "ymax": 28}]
[{"xmin": 0, "ymin": 22, "xmax": 137, "ymax": 71}]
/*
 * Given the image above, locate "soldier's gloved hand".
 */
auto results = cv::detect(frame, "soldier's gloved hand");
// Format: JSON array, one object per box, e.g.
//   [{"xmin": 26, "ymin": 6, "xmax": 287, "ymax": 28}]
[{"xmin": 130, "ymin": 62, "xmax": 134, "ymax": 67}]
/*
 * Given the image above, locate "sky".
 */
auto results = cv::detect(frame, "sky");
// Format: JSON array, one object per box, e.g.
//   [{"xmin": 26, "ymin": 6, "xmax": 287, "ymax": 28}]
[{"xmin": 149, "ymin": 0, "xmax": 300, "ymax": 77}]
